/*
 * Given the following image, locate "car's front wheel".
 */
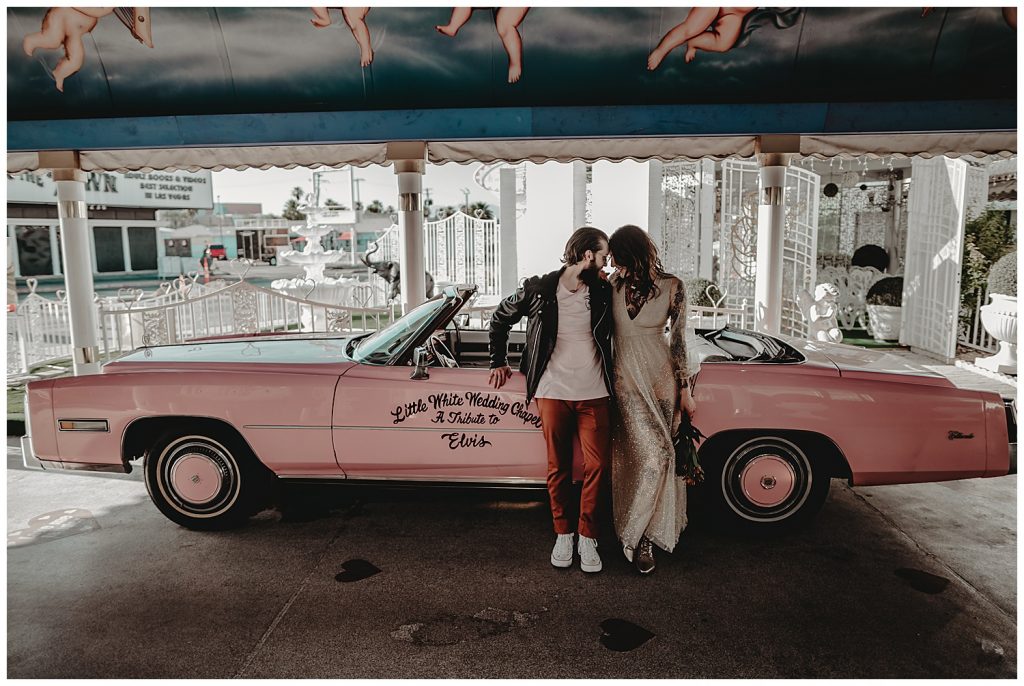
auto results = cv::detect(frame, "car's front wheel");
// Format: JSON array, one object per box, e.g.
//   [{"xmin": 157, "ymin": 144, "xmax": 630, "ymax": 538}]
[
  {"xmin": 700, "ymin": 435, "xmax": 830, "ymax": 533},
  {"xmin": 144, "ymin": 429, "xmax": 273, "ymax": 530}
]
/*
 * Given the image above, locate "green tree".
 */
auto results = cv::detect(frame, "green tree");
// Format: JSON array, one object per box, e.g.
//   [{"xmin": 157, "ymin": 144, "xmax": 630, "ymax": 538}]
[
  {"xmin": 366, "ymin": 199, "xmax": 385, "ymax": 214},
  {"xmin": 959, "ymin": 210, "xmax": 1016, "ymax": 336}
]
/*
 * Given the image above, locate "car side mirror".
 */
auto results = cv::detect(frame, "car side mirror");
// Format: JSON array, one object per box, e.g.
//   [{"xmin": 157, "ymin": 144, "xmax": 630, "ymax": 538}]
[{"xmin": 411, "ymin": 346, "xmax": 430, "ymax": 380}]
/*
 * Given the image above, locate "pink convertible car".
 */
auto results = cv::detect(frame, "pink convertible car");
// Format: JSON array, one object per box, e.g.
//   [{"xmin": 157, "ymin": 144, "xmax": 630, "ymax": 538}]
[{"xmin": 21, "ymin": 286, "xmax": 1016, "ymax": 531}]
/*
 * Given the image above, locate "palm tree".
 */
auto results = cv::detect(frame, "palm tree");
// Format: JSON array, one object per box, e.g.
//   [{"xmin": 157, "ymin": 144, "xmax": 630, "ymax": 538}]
[
  {"xmin": 282, "ymin": 186, "xmax": 307, "ymax": 220},
  {"xmin": 463, "ymin": 201, "xmax": 494, "ymax": 219},
  {"xmin": 367, "ymin": 199, "xmax": 385, "ymax": 214}
]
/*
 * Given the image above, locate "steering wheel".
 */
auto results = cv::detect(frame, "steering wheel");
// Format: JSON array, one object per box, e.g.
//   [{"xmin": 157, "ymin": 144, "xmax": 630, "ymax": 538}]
[{"xmin": 427, "ymin": 331, "xmax": 459, "ymax": 368}]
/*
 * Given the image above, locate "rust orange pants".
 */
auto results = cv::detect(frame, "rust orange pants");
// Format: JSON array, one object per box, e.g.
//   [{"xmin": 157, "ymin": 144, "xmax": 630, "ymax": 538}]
[{"xmin": 536, "ymin": 397, "xmax": 611, "ymax": 539}]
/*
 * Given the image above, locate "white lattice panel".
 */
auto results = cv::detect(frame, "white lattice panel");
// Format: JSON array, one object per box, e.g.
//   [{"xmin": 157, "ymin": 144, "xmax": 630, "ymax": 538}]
[
  {"xmin": 901, "ymin": 157, "xmax": 984, "ymax": 361},
  {"xmin": 659, "ymin": 161, "xmax": 702, "ymax": 279},
  {"xmin": 717, "ymin": 160, "xmax": 819, "ymax": 337},
  {"xmin": 782, "ymin": 165, "xmax": 820, "ymax": 338},
  {"xmin": 719, "ymin": 160, "xmax": 760, "ymax": 321}
]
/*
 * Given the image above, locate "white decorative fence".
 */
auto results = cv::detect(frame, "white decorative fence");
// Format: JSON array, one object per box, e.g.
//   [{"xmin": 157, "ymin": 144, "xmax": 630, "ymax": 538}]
[
  {"xmin": 8, "ymin": 276, "xmax": 394, "ymax": 377},
  {"xmin": 368, "ymin": 212, "xmax": 502, "ymax": 297},
  {"xmin": 958, "ymin": 285, "xmax": 999, "ymax": 354}
]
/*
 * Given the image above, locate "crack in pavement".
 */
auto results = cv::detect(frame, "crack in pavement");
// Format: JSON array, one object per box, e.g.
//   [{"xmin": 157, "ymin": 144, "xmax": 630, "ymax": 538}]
[
  {"xmin": 847, "ymin": 486, "xmax": 1016, "ymax": 626},
  {"xmin": 232, "ymin": 522, "xmax": 349, "ymax": 678}
]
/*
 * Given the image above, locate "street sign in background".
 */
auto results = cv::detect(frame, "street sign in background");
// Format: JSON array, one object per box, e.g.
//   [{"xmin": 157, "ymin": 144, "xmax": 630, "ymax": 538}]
[{"xmin": 8, "ymin": 170, "xmax": 214, "ymax": 210}]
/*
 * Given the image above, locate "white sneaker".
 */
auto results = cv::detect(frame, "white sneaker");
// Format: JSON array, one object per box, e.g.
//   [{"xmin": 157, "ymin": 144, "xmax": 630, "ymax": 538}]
[
  {"xmin": 551, "ymin": 533, "xmax": 574, "ymax": 568},
  {"xmin": 578, "ymin": 535, "xmax": 602, "ymax": 573}
]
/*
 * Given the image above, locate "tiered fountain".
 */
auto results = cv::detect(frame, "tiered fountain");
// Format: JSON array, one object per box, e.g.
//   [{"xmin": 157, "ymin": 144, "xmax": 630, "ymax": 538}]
[{"xmin": 271, "ymin": 195, "xmax": 360, "ymax": 329}]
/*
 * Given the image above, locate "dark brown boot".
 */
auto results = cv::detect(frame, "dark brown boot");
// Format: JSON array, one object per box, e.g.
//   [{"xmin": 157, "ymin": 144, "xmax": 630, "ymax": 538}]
[{"xmin": 635, "ymin": 536, "xmax": 655, "ymax": 574}]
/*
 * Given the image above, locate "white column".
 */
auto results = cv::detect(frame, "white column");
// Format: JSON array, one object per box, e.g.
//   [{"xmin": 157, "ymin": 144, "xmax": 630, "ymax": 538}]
[
  {"xmin": 396, "ymin": 164, "xmax": 426, "ymax": 313},
  {"xmin": 698, "ymin": 159, "xmax": 716, "ymax": 280},
  {"xmin": 572, "ymin": 161, "xmax": 587, "ymax": 229},
  {"xmin": 55, "ymin": 171, "xmax": 101, "ymax": 375},
  {"xmin": 499, "ymin": 167, "xmax": 519, "ymax": 296},
  {"xmin": 754, "ymin": 162, "xmax": 788, "ymax": 335},
  {"xmin": 10, "ymin": 228, "xmax": 22, "ymax": 277},
  {"xmin": 591, "ymin": 160, "xmax": 649, "ymax": 233},
  {"xmin": 48, "ymin": 225, "xmax": 61, "ymax": 275},
  {"xmin": 120, "ymin": 225, "xmax": 133, "ymax": 272},
  {"xmin": 647, "ymin": 160, "xmax": 664, "ymax": 249},
  {"xmin": 519, "ymin": 163, "xmax": 574, "ymax": 280}
]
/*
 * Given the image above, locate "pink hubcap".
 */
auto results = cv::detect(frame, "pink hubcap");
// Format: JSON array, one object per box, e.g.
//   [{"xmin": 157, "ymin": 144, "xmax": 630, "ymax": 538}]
[
  {"xmin": 170, "ymin": 454, "xmax": 223, "ymax": 505},
  {"xmin": 739, "ymin": 454, "xmax": 796, "ymax": 507}
]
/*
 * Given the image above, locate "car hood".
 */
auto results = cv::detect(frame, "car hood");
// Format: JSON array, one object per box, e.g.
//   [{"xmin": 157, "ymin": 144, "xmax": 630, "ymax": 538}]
[{"xmin": 784, "ymin": 338, "xmax": 953, "ymax": 387}]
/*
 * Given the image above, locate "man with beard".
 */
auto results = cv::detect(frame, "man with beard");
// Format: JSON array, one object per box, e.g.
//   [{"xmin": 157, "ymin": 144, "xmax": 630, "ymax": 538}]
[{"xmin": 488, "ymin": 227, "xmax": 614, "ymax": 573}]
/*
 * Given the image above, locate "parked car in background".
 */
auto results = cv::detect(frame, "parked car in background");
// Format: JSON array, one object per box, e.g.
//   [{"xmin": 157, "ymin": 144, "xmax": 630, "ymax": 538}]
[
  {"xmin": 21, "ymin": 286, "xmax": 1016, "ymax": 532},
  {"xmin": 206, "ymin": 244, "xmax": 228, "ymax": 261}
]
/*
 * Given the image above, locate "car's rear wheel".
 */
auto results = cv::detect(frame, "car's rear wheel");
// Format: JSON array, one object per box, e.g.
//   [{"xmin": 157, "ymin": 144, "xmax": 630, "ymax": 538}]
[
  {"xmin": 144, "ymin": 429, "xmax": 273, "ymax": 530},
  {"xmin": 701, "ymin": 435, "xmax": 830, "ymax": 533}
]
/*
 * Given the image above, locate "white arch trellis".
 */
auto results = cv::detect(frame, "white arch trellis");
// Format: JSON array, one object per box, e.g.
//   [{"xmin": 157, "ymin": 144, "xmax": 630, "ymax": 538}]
[{"xmin": 718, "ymin": 160, "xmax": 820, "ymax": 338}]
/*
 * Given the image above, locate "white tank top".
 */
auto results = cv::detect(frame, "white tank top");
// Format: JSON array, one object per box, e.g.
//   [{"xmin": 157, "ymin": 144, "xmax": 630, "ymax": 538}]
[{"xmin": 534, "ymin": 282, "xmax": 608, "ymax": 401}]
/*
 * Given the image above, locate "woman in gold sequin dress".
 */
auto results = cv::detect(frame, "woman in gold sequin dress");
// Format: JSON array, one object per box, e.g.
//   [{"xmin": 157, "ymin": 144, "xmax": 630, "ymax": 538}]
[{"xmin": 607, "ymin": 225, "xmax": 700, "ymax": 574}]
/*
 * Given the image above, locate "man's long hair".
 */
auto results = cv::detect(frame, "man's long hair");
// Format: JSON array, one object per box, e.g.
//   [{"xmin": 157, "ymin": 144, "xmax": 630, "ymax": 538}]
[
  {"xmin": 609, "ymin": 224, "xmax": 670, "ymax": 298},
  {"xmin": 561, "ymin": 226, "xmax": 608, "ymax": 265}
]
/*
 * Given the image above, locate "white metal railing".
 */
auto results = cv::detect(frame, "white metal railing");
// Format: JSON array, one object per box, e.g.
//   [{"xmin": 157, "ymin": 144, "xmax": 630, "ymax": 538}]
[
  {"xmin": 689, "ymin": 300, "xmax": 749, "ymax": 330},
  {"xmin": 232, "ymin": 217, "xmax": 304, "ymax": 230},
  {"xmin": 97, "ymin": 279, "xmax": 394, "ymax": 356},
  {"xmin": 958, "ymin": 286, "xmax": 999, "ymax": 354},
  {"xmin": 9, "ymin": 276, "xmax": 394, "ymax": 375}
]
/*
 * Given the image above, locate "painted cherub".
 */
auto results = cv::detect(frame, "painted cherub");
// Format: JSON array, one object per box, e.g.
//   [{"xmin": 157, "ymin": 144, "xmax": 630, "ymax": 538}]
[
  {"xmin": 647, "ymin": 7, "xmax": 800, "ymax": 70},
  {"xmin": 310, "ymin": 7, "xmax": 374, "ymax": 67},
  {"xmin": 23, "ymin": 7, "xmax": 153, "ymax": 92},
  {"xmin": 435, "ymin": 7, "xmax": 530, "ymax": 83}
]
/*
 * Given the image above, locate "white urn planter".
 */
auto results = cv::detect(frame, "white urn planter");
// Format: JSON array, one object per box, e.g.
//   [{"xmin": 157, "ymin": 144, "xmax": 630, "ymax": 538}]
[
  {"xmin": 976, "ymin": 294, "xmax": 1017, "ymax": 375},
  {"xmin": 866, "ymin": 305, "xmax": 902, "ymax": 342}
]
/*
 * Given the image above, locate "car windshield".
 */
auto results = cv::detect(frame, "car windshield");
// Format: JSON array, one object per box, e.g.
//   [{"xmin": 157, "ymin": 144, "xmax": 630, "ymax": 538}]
[{"xmin": 352, "ymin": 295, "xmax": 452, "ymax": 365}]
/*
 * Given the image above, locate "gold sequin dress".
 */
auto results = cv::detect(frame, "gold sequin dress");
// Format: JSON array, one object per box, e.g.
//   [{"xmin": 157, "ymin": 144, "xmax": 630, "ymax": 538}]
[{"xmin": 611, "ymin": 275, "xmax": 700, "ymax": 556}]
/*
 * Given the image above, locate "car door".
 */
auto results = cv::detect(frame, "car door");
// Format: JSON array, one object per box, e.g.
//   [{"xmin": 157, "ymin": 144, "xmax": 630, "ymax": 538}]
[{"xmin": 332, "ymin": 363, "xmax": 547, "ymax": 482}]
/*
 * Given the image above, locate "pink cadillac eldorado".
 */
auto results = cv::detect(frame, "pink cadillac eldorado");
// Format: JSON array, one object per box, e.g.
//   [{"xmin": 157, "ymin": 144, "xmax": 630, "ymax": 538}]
[{"xmin": 22, "ymin": 286, "xmax": 1016, "ymax": 531}]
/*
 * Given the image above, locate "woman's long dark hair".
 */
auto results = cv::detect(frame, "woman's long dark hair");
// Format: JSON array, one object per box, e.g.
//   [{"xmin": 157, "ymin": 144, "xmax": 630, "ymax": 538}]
[{"xmin": 608, "ymin": 225, "xmax": 670, "ymax": 298}]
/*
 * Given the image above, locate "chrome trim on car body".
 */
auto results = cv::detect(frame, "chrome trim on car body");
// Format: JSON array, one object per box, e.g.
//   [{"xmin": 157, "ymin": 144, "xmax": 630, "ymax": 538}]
[
  {"xmin": 242, "ymin": 425, "xmax": 333, "ymax": 430},
  {"xmin": 278, "ymin": 473, "xmax": 546, "ymax": 487}
]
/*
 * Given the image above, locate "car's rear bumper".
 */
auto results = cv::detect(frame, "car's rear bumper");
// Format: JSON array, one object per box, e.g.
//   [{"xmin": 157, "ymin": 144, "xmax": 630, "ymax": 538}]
[{"xmin": 1006, "ymin": 397, "xmax": 1017, "ymax": 476}]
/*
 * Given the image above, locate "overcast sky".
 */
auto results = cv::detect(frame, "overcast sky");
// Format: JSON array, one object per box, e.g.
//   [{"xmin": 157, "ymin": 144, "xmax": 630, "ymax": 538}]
[{"xmin": 211, "ymin": 163, "xmax": 499, "ymax": 215}]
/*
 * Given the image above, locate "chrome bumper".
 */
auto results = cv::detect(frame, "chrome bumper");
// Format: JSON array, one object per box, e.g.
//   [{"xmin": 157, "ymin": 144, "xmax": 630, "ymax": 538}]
[{"xmin": 20, "ymin": 435, "xmax": 45, "ymax": 471}]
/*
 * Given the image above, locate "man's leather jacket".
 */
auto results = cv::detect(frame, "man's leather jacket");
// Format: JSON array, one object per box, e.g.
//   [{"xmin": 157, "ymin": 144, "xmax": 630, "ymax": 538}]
[{"xmin": 488, "ymin": 267, "xmax": 614, "ymax": 403}]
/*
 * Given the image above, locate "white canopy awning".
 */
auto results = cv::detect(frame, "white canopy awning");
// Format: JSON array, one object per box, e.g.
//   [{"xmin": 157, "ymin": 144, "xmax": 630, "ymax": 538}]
[{"xmin": 6, "ymin": 132, "xmax": 1016, "ymax": 174}]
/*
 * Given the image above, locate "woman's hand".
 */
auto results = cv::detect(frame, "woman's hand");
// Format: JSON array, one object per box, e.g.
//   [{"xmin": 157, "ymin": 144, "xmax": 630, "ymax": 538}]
[{"xmin": 680, "ymin": 389, "xmax": 697, "ymax": 420}]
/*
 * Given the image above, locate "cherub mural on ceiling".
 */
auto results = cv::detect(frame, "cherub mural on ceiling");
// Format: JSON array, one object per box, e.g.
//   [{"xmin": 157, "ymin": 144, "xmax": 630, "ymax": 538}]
[
  {"xmin": 647, "ymin": 7, "xmax": 801, "ymax": 71},
  {"xmin": 309, "ymin": 7, "xmax": 374, "ymax": 67},
  {"xmin": 22, "ymin": 7, "xmax": 153, "ymax": 92},
  {"xmin": 435, "ymin": 7, "xmax": 530, "ymax": 83}
]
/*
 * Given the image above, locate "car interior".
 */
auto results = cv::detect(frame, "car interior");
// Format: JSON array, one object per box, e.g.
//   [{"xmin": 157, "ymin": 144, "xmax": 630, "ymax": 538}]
[{"xmin": 421, "ymin": 323, "xmax": 802, "ymax": 369}]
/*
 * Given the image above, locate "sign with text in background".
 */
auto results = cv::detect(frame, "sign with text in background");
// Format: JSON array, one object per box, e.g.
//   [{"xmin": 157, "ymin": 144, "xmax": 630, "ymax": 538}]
[{"xmin": 7, "ymin": 170, "xmax": 214, "ymax": 209}]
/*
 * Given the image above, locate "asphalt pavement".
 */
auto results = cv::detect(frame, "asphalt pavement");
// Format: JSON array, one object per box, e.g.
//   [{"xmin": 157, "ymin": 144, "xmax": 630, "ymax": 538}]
[{"xmin": 6, "ymin": 437, "xmax": 1017, "ymax": 678}]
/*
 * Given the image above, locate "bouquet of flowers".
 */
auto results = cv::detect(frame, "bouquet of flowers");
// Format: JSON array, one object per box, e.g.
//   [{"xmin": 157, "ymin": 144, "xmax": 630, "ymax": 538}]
[{"xmin": 673, "ymin": 412, "xmax": 706, "ymax": 486}]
